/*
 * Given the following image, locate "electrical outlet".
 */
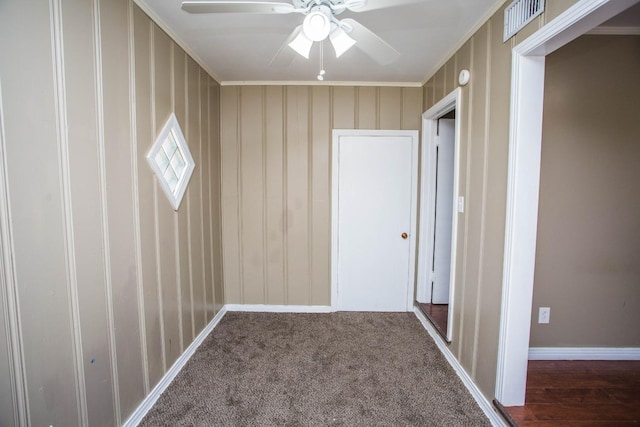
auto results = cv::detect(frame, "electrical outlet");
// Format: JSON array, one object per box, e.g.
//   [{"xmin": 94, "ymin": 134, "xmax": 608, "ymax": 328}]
[{"xmin": 538, "ymin": 307, "xmax": 550, "ymax": 324}]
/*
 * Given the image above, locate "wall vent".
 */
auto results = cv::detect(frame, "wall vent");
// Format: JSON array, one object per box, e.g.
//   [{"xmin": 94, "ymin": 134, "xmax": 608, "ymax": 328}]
[{"xmin": 503, "ymin": 0, "xmax": 545, "ymax": 42}]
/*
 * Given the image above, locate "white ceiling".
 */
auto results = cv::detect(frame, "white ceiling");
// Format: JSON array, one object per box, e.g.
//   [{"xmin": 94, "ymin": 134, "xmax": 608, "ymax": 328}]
[{"xmin": 134, "ymin": 0, "xmax": 501, "ymax": 85}]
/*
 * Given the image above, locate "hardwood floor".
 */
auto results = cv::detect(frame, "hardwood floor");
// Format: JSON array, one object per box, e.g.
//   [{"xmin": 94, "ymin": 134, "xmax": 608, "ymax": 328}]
[
  {"xmin": 504, "ymin": 360, "xmax": 640, "ymax": 426},
  {"xmin": 417, "ymin": 303, "xmax": 448, "ymax": 339}
]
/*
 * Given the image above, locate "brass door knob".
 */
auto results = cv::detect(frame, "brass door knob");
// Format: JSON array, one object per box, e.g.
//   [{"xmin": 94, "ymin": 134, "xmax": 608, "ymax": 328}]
[{"xmin": 401, "ymin": 232, "xmax": 408, "ymax": 239}]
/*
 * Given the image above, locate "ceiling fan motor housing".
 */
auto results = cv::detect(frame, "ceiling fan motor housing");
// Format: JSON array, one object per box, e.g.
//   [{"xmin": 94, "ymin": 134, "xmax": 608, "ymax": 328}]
[{"xmin": 303, "ymin": 5, "xmax": 333, "ymax": 41}]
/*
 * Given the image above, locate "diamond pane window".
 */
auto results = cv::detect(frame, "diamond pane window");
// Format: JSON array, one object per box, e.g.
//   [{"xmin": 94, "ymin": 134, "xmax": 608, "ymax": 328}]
[{"xmin": 147, "ymin": 113, "xmax": 195, "ymax": 210}]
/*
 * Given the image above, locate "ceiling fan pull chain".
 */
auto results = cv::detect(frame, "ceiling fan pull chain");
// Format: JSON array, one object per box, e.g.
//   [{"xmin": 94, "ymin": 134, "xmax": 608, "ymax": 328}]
[{"xmin": 317, "ymin": 41, "xmax": 326, "ymax": 80}]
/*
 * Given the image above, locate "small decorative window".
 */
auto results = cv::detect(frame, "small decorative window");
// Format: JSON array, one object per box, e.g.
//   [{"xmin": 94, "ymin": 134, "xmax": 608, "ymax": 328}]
[{"xmin": 147, "ymin": 113, "xmax": 195, "ymax": 210}]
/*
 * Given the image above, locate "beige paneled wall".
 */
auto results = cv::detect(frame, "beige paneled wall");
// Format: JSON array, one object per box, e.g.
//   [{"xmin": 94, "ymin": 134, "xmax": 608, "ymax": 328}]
[
  {"xmin": 220, "ymin": 85, "xmax": 423, "ymax": 305},
  {"xmin": 421, "ymin": 0, "xmax": 580, "ymax": 400},
  {"xmin": 531, "ymin": 35, "xmax": 640, "ymax": 347},
  {"xmin": 0, "ymin": 1, "xmax": 223, "ymax": 425}
]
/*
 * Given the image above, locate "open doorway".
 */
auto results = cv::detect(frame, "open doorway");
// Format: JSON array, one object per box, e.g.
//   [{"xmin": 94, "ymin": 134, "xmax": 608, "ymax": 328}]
[
  {"xmin": 416, "ymin": 88, "xmax": 461, "ymax": 342},
  {"xmin": 502, "ymin": 16, "xmax": 640, "ymax": 425},
  {"xmin": 495, "ymin": 0, "xmax": 640, "ymax": 408}
]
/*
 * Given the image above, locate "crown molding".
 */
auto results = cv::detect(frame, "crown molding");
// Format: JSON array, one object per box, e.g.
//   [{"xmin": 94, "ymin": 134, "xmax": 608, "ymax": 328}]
[
  {"xmin": 421, "ymin": 0, "xmax": 507, "ymax": 86},
  {"xmin": 220, "ymin": 80, "xmax": 423, "ymax": 87},
  {"xmin": 132, "ymin": 0, "xmax": 223, "ymax": 84}
]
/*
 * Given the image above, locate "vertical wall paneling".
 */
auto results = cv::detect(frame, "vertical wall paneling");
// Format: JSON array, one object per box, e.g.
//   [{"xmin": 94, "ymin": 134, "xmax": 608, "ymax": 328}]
[
  {"xmin": 99, "ymin": 0, "xmax": 145, "ymax": 418},
  {"xmin": 264, "ymin": 87, "xmax": 285, "ymax": 304},
  {"xmin": 474, "ymin": 7, "xmax": 510, "ymax": 395},
  {"xmin": 0, "ymin": 0, "xmax": 223, "ymax": 422},
  {"xmin": 451, "ymin": 38, "xmax": 472, "ymax": 359},
  {"xmin": 51, "ymin": 0, "xmax": 88, "ymax": 421},
  {"xmin": 149, "ymin": 6, "xmax": 168, "ymax": 380},
  {"xmin": 332, "ymin": 86, "xmax": 355, "ymax": 129},
  {"xmin": 356, "ymin": 87, "xmax": 376, "ymax": 129},
  {"xmin": 220, "ymin": 85, "xmax": 423, "ymax": 304},
  {"xmin": 61, "ymin": 0, "xmax": 119, "ymax": 423},
  {"xmin": 94, "ymin": 0, "xmax": 123, "ymax": 420},
  {"xmin": 200, "ymin": 70, "xmax": 214, "ymax": 322},
  {"xmin": 132, "ymin": 4, "xmax": 163, "ymax": 390},
  {"xmin": 379, "ymin": 87, "xmax": 402, "ymax": 129},
  {"xmin": 458, "ymin": 22, "xmax": 489, "ymax": 374},
  {"xmin": 173, "ymin": 47, "xmax": 192, "ymax": 350},
  {"xmin": 401, "ymin": 88, "xmax": 422, "ymax": 130},
  {"xmin": 417, "ymin": 0, "xmax": 584, "ymax": 401},
  {"xmin": 0, "ymin": 262, "xmax": 17, "ymax": 427},
  {"xmin": 187, "ymin": 58, "xmax": 205, "ymax": 336},
  {"xmin": 240, "ymin": 86, "xmax": 266, "ymax": 303},
  {"xmin": 0, "ymin": 0, "xmax": 79, "ymax": 424},
  {"xmin": 153, "ymin": 26, "xmax": 181, "ymax": 370},
  {"xmin": 285, "ymin": 87, "xmax": 311, "ymax": 305},
  {"xmin": 128, "ymin": 0, "xmax": 150, "ymax": 396},
  {"xmin": 0, "ymin": 80, "xmax": 25, "ymax": 427},
  {"xmin": 220, "ymin": 87, "xmax": 242, "ymax": 303},
  {"xmin": 210, "ymin": 81, "xmax": 224, "ymax": 312},
  {"xmin": 310, "ymin": 86, "xmax": 331, "ymax": 305},
  {"xmin": 434, "ymin": 68, "xmax": 445, "ymax": 101}
]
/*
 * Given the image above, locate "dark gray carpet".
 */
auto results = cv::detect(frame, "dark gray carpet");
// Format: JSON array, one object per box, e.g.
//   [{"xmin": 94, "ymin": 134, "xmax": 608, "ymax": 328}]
[{"xmin": 140, "ymin": 312, "xmax": 491, "ymax": 426}]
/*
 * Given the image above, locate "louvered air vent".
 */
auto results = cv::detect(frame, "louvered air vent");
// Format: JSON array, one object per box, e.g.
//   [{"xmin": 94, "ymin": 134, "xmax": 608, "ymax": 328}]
[{"xmin": 504, "ymin": 0, "xmax": 545, "ymax": 42}]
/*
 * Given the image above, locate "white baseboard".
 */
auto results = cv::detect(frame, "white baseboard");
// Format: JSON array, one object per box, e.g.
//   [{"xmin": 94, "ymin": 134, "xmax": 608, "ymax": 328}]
[
  {"xmin": 529, "ymin": 347, "xmax": 640, "ymax": 360},
  {"xmin": 413, "ymin": 307, "xmax": 506, "ymax": 427},
  {"xmin": 123, "ymin": 306, "xmax": 228, "ymax": 426},
  {"xmin": 225, "ymin": 304, "xmax": 333, "ymax": 313}
]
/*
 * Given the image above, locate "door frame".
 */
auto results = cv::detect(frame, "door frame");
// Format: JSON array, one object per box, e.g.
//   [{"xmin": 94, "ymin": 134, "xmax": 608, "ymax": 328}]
[
  {"xmin": 416, "ymin": 88, "xmax": 461, "ymax": 339},
  {"xmin": 495, "ymin": 0, "xmax": 639, "ymax": 406},
  {"xmin": 331, "ymin": 129, "xmax": 419, "ymax": 312}
]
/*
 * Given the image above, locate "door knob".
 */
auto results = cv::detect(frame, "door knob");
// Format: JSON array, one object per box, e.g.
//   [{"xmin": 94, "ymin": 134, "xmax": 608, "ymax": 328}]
[{"xmin": 401, "ymin": 232, "xmax": 408, "ymax": 239}]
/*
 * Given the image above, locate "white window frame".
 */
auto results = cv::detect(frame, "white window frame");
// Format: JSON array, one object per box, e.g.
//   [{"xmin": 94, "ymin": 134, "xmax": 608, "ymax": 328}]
[{"xmin": 146, "ymin": 113, "xmax": 195, "ymax": 210}]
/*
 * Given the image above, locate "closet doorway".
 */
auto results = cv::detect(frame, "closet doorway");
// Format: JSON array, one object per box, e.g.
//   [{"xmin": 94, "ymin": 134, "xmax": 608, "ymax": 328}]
[{"xmin": 416, "ymin": 89, "xmax": 461, "ymax": 342}]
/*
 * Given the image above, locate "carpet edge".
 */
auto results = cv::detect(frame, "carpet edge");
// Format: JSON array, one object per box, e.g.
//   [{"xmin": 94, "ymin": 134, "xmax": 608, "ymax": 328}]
[
  {"xmin": 413, "ymin": 306, "xmax": 507, "ymax": 427},
  {"xmin": 123, "ymin": 306, "xmax": 228, "ymax": 427},
  {"xmin": 225, "ymin": 304, "xmax": 333, "ymax": 313}
]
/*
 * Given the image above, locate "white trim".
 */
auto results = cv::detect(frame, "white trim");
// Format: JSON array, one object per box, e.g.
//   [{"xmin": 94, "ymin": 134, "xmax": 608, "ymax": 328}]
[
  {"xmin": 225, "ymin": 304, "xmax": 333, "ymax": 313},
  {"xmin": 220, "ymin": 81, "xmax": 423, "ymax": 87},
  {"xmin": 414, "ymin": 307, "xmax": 506, "ymax": 427},
  {"xmin": 123, "ymin": 306, "xmax": 228, "ymax": 427},
  {"xmin": 331, "ymin": 129, "xmax": 419, "ymax": 312},
  {"xmin": 529, "ymin": 347, "xmax": 640, "ymax": 360},
  {"xmin": 132, "ymin": 0, "xmax": 222, "ymax": 84},
  {"xmin": 416, "ymin": 89, "xmax": 461, "ymax": 342},
  {"xmin": 495, "ymin": 0, "xmax": 640, "ymax": 407},
  {"xmin": 586, "ymin": 26, "xmax": 640, "ymax": 35},
  {"xmin": 421, "ymin": 0, "xmax": 507, "ymax": 85}
]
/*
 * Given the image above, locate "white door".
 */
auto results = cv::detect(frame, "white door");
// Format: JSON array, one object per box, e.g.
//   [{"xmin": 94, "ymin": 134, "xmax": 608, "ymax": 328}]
[
  {"xmin": 332, "ymin": 131, "xmax": 418, "ymax": 311},
  {"xmin": 431, "ymin": 119, "xmax": 455, "ymax": 304}
]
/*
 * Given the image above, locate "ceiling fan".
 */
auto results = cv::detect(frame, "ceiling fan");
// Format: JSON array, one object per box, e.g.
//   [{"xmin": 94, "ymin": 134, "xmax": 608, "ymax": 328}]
[{"xmin": 181, "ymin": 0, "xmax": 410, "ymax": 67}]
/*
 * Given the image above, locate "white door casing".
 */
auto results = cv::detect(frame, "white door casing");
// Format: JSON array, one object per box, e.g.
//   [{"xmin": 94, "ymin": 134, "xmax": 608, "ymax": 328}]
[
  {"xmin": 416, "ymin": 88, "xmax": 461, "ymax": 341},
  {"xmin": 495, "ymin": 0, "xmax": 639, "ymax": 406},
  {"xmin": 331, "ymin": 130, "xmax": 419, "ymax": 312}
]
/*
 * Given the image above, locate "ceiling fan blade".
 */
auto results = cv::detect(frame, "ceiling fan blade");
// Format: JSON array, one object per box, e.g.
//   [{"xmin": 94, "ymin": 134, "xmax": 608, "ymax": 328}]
[
  {"xmin": 181, "ymin": 1, "xmax": 296, "ymax": 14},
  {"xmin": 341, "ymin": 19, "xmax": 399, "ymax": 65},
  {"xmin": 269, "ymin": 26, "xmax": 302, "ymax": 68},
  {"xmin": 345, "ymin": 0, "xmax": 423, "ymax": 13}
]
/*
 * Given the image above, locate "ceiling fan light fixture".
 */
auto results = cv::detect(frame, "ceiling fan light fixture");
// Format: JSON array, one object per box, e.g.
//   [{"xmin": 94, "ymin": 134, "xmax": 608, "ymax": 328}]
[
  {"xmin": 329, "ymin": 27, "xmax": 356, "ymax": 57},
  {"xmin": 288, "ymin": 30, "xmax": 313, "ymax": 58},
  {"xmin": 302, "ymin": 9, "xmax": 331, "ymax": 41}
]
